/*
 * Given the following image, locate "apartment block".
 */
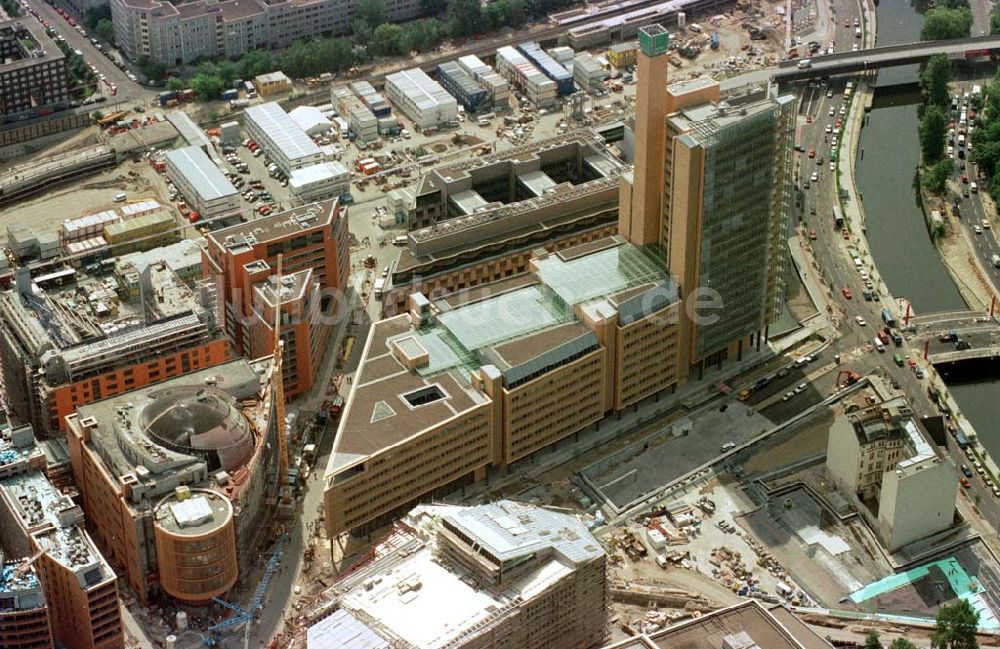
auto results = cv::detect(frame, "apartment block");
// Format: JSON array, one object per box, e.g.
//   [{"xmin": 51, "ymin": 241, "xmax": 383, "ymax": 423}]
[
  {"xmin": 307, "ymin": 501, "xmax": 608, "ymax": 649},
  {"xmin": 64, "ymin": 358, "xmax": 277, "ymax": 604},
  {"xmin": 111, "ymin": 0, "xmax": 423, "ymax": 65},
  {"xmin": 385, "ymin": 130, "xmax": 623, "ymax": 317},
  {"xmin": 621, "ymin": 25, "xmax": 794, "ymax": 378},
  {"xmin": 325, "ymin": 236, "xmax": 681, "ymax": 537},
  {"xmin": 0, "ymin": 467, "xmax": 123, "ymax": 649},
  {"xmin": 0, "ymin": 268, "xmax": 228, "ymax": 436},
  {"xmin": 826, "ymin": 392, "xmax": 958, "ymax": 551},
  {"xmin": 0, "ymin": 20, "xmax": 70, "ymax": 117},
  {"xmin": 201, "ymin": 199, "xmax": 349, "ymax": 397}
]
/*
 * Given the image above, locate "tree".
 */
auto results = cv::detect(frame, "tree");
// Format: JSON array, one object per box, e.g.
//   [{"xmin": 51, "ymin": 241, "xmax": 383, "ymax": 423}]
[
  {"xmin": 890, "ymin": 640, "xmax": 919, "ymax": 649},
  {"xmin": 83, "ymin": 5, "xmax": 112, "ymax": 31},
  {"xmin": 972, "ymin": 140, "xmax": 1000, "ymax": 177},
  {"xmin": 931, "ymin": 599, "xmax": 979, "ymax": 649},
  {"xmin": 399, "ymin": 19, "xmax": 441, "ymax": 53},
  {"xmin": 216, "ymin": 60, "xmax": 237, "ymax": 87},
  {"xmin": 921, "ymin": 7, "xmax": 973, "ymax": 41},
  {"xmin": 923, "ymin": 159, "xmax": 955, "ymax": 194},
  {"xmin": 865, "ymin": 630, "xmax": 884, "ymax": 649},
  {"xmin": 94, "ymin": 18, "xmax": 115, "ymax": 44},
  {"xmin": 190, "ymin": 72, "xmax": 225, "ymax": 101},
  {"xmin": 137, "ymin": 56, "xmax": 168, "ymax": 83},
  {"xmin": 920, "ymin": 105, "xmax": 948, "ymax": 163},
  {"xmin": 371, "ymin": 24, "xmax": 402, "ymax": 56},
  {"xmin": 447, "ymin": 0, "xmax": 483, "ymax": 37},
  {"xmin": 992, "ymin": 6, "xmax": 1000, "ymax": 35},
  {"xmin": 237, "ymin": 50, "xmax": 274, "ymax": 79},
  {"xmin": 166, "ymin": 77, "xmax": 185, "ymax": 91},
  {"xmin": 921, "ymin": 54, "xmax": 951, "ymax": 109}
]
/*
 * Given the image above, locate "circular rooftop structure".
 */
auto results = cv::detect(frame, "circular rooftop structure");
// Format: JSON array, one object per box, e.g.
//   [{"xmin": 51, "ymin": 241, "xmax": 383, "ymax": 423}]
[
  {"xmin": 140, "ymin": 387, "xmax": 255, "ymax": 473},
  {"xmin": 154, "ymin": 489, "xmax": 237, "ymax": 603}
]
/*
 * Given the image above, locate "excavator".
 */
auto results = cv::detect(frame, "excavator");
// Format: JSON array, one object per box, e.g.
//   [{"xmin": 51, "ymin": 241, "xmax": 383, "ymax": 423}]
[{"xmin": 836, "ymin": 370, "xmax": 861, "ymax": 388}]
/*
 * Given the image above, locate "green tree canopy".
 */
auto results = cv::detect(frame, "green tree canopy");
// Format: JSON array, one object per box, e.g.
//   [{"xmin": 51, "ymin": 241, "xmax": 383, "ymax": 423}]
[
  {"xmin": 931, "ymin": 599, "xmax": 979, "ymax": 649},
  {"xmin": 921, "ymin": 54, "xmax": 952, "ymax": 109},
  {"xmin": 371, "ymin": 23, "xmax": 402, "ymax": 56},
  {"xmin": 94, "ymin": 19, "xmax": 115, "ymax": 44},
  {"xmin": 921, "ymin": 7, "xmax": 973, "ymax": 40},
  {"xmin": 237, "ymin": 50, "xmax": 274, "ymax": 79},
  {"xmin": 399, "ymin": 19, "xmax": 441, "ymax": 53},
  {"xmin": 166, "ymin": 77, "xmax": 185, "ymax": 91},
  {"xmin": 889, "ymin": 639, "xmax": 919, "ymax": 649},
  {"xmin": 447, "ymin": 0, "xmax": 484, "ymax": 37},
  {"xmin": 865, "ymin": 630, "xmax": 884, "ymax": 649},
  {"xmin": 83, "ymin": 5, "xmax": 112, "ymax": 31},
  {"xmin": 923, "ymin": 158, "xmax": 955, "ymax": 193},
  {"xmin": 190, "ymin": 72, "xmax": 225, "ymax": 101},
  {"xmin": 920, "ymin": 104, "xmax": 948, "ymax": 163}
]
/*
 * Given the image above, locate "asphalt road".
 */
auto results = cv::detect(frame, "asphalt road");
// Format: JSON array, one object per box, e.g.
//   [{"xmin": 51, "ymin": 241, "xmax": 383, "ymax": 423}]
[{"xmin": 24, "ymin": 0, "xmax": 152, "ymax": 106}]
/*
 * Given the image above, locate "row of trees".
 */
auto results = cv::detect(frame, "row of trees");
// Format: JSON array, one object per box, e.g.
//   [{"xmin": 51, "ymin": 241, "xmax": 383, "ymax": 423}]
[
  {"xmin": 865, "ymin": 599, "xmax": 980, "ymax": 648},
  {"xmin": 921, "ymin": 0, "xmax": 973, "ymax": 41},
  {"xmin": 154, "ymin": 0, "xmax": 581, "ymax": 99},
  {"xmin": 919, "ymin": 54, "xmax": 953, "ymax": 194}
]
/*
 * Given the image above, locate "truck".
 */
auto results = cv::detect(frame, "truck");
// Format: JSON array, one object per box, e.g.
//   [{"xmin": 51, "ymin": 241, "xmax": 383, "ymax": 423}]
[
  {"xmin": 157, "ymin": 91, "xmax": 178, "ymax": 107},
  {"xmin": 881, "ymin": 307, "xmax": 897, "ymax": 328},
  {"xmin": 797, "ymin": 58, "xmax": 812, "ymax": 69},
  {"xmin": 372, "ymin": 278, "xmax": 385, "ymax": 300},
  {"xmin": 219, "ymin": 88, "xmax": 239, "ymax": 101},
  {"xmin": 230, "ymin": 99, "xmax": 250, "ymax": 110},
  {"xmin": 993, "ymin": 254, "xmax": 1000, "ymax": 268},
  {"xmin": 710, "ymin": 32, "xmax": 719, "ymax": 50},
  {"xmin": 243, "ymin": 80, "xmax": 257, "ymax": 98},
  {"xmin": 855, "ymin": 26, "xmax": 862, "ymax": 38}
]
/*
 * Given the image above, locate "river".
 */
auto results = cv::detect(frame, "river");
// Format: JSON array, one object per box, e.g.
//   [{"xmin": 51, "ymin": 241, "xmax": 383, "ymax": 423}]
[{"xmin": 856, "ymin": 0, "xmax": 1000, "ymax": 455}]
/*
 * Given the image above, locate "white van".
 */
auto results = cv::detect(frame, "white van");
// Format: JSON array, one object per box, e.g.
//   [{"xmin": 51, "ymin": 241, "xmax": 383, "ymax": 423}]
[
  {"xmin": 720, "ymin": 442, "xmax": 737, "ymax": 452},
  {"xmin": 992, "ymin": 254, "xmax": 1000, "ymax": 268},
  {"xmin": 393, "ymin": 235, "xmax": 408, "ymax": 246},
  {"xmin": 114, "ymin": 192, "xmax": 127, "ymax": 202},
  {"xmin": 971, "ymin": 182, "xmax": 979, "ymax": 193},
  {"xmin": 873, "ymin": 337, "xmax": 885, "ymax": 352}
]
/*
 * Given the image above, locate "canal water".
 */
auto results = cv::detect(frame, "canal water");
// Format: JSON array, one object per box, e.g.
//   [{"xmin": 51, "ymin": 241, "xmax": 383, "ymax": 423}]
[{"xmin": 856, "ymin": 0, "xmax": 1000, "ymax": 454}]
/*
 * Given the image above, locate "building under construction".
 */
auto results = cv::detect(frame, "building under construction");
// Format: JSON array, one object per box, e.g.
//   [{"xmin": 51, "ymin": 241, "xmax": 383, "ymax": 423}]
[
  {"xmin": 63, "ymin": 358, "xmax": 280, "ymax": 606},
  {"xmin": 306, "ymin": 500, "xmax": 608, "ymax": 649}
]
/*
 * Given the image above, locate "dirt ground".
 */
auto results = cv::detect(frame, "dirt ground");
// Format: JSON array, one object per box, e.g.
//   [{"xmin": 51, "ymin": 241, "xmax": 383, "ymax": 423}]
[{"xmin": 1, "ymin": 157, "xmax": 173, "ymax": 240}]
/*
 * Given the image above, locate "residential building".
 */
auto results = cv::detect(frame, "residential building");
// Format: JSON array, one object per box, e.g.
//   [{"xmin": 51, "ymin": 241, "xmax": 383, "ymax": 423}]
[
  {"xmin": 307, "ymin": 501, "xmax": 608, "ymax": 649},
  {"xmin": 0, "ymin": 20, "xmax": 70, "ymax": 117},
  {"xmin": 620, "ymin": 25, "xmax": 794, "ymax": 378},
  {"xmin": 201, "ymin": 200, "xmax": 349, "ymax": 397},
  {"xmin": 324, "ymin": 235, "xmax": 681, "ymax": 537},
  {"xmin": 826, "ymin": 393, "xmax": 957, "ymax": 551},
  {"xmin": 600, "ymin": 600, "xmax": 833, "ymax": 649},
  {"xmin": 110, "ymin": 0, "xmax": 423, "ymax": 66},
  {"xmin": 165, "ymin": 146, "xmax": 240, "ymax": 219},
  {"xmin": 0, "ymin": 461, "xmax": 123, "ymax": 649},
  {"xmin": 384, "ymin": 130, "xmax": 623, "ymax": 317},
  {"xmin": 64, "ymin": 358, "xmax": 277, "ymax": 604},
  {"xmin": 0, "ymin": 267, "xmax": 228, "ymax": 436},
  {"xmin": 244, "ymin": 102, "xmax": 324, "ymax": 175},
  {"xmin": 0, "ymin": 560, "xmax": 54, "ymax": 649}
]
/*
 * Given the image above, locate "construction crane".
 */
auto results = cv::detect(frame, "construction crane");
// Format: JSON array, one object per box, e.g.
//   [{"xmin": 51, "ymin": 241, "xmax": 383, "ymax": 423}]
[
  {"xmin": 272, "ymin": 254, "xmax": 289, "ymax": 499},
  {"xmin": 206, "ymin": 533, "xmax": 288, "ymax": 647}
]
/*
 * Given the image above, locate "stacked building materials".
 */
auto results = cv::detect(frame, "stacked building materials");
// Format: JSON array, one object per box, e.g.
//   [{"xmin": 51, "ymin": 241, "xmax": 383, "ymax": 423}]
[
  {"xmin": 349, "ymin": 81, "xmax": 391, "ymax": 117},
  {"xmin": 517, "ymin": 42, "xmax": 574, "ymax": 96},
  {"xmin": 220, "ymin": 121, "xmax": 241, "ymax": 146},
  {"xmin": 496, "ymin": 46, "xmax": 557, "ymax": 108},
  {"xmin": 573, "ymin": 52, "xmax": 608, "ymax": 93},
  {"xmin": 457, "ymin": 55, "xmax": 492, "ymax": 80},
  {"xmin": 456, "ymin": 54, "xmax": 510, "ymax": 111},
  {"xmin": 548, "ymin": 46, "xmax": 575, "ymax": 65},
  {"xmin": 384, "ymin": 68, "xmax": 458, "ymax": 130},
  {"xmin": 437, "ymin": 61, "xmax": 489, "ymax": 113},
  {"xmin": 7, "ymin": 224, "xmax": 38, "ymax": 261},
  {"xmin": 104, "ymin": 212, "xmax": 177, "ymax": 255},
  {"xmin": 37, "ymin": 233, "xmax": 59, "ymax": 260}
]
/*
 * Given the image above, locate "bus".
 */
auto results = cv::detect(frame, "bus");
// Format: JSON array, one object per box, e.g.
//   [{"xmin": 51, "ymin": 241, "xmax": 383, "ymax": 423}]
[
  {"xmin": 881, "ymin": 307, "xmax": 897, "ymax": 328},
  {"xmin": 833, "ymin": 205, "xmax": 845, "ymax": 229}
]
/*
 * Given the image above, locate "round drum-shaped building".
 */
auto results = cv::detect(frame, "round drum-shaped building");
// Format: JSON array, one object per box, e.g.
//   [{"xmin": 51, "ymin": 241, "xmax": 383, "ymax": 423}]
[{"xmin": 153, "ymin": 489, "xmax": 237, "ymax": 604}]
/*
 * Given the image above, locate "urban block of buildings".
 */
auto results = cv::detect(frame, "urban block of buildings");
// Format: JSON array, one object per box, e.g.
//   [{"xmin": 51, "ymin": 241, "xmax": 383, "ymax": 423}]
[
  {"xmin": 0, "ymin": 20, "xmax": 69, "ymax": 117},
  {"xmin": 307, "ymin": 500, "xmax": 608, "ymax": 649},
  {"xmin": 826, "ymin": 390, "xmax": 958, "ymax": 552},
  {"xmin": 64, "ymin": 357, "xmax": 278, "ymax": 605},
  {"xmin": 384, "ymin": 129, "xmax": 623, "ymax": 316},
  {"xmin": 619, "ymin": 25, "xmax": 794, "ymax": 377},
  {"xmin": 325, "ymin": 234, "xmax": 681, "ymax": 536},
  {"xmin": 110, "ymin": 0, "xmax": 422, "ymax": 65},
  {"xmin": 0, "ymin": 262, "xmax": 228, "ymax": 436},
  {"xmin": 0, "ymin": 419, "xmax": 123, "ymax": 649},
  {"xmin": 201, "ymin": 199, "xmax": 350, "ymax": 398},
  {"xmin": 325, "ymin": 26, "xmax": 795, "ymax": 539},
  {"xmin": 244, "ymin": 102, "xmax": 325, "ymax": 175}
]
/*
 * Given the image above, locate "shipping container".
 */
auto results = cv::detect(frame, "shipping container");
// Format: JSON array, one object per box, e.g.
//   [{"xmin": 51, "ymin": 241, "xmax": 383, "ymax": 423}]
[
  {"xmin": 517, "ymin": 41, "xmax": 574, "ymax": 96},
  {"xmin": 437, "ymin": 61, "xmax": 489, "ymax": 112}
]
